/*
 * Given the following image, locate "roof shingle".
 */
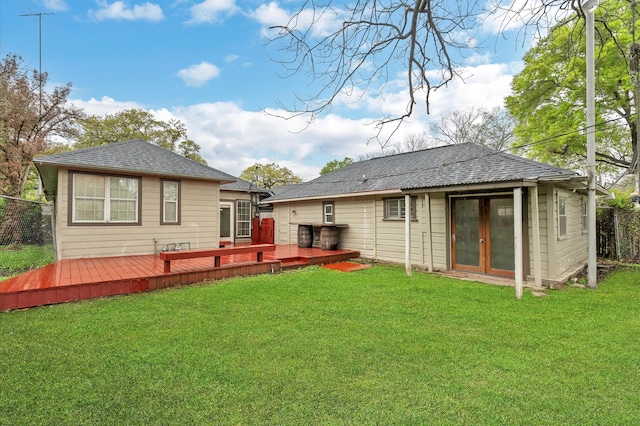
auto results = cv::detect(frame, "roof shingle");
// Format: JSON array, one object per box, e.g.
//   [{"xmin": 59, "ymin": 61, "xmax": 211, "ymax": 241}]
[
  {"xmin": 265, "ymin": 143, "xmax": 581, "ymax": 202},
  {"xmin": 34, "ymin": 139, "xmax": 236, "ymax": 182}
]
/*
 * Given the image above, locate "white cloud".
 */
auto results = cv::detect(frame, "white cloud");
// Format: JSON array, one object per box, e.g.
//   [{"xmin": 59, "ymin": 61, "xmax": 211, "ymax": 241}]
[
  {"xmin": 88, "ymin": 1, "xmax": 164, "ymax": 22},
  {"xmin": 187, "ymin": 0, "xmax": 237, "ymax": 24},
  {"xmin": 68, "ymin": 58, "xmax": 519, "ymax": 180},
  {"xmin": 177, "ymin": 62, "xmax": 221, "ymax": 87},
  {"xmin": 44, "ymin": 0, "xmax": 69, "ymax": 11},
  {"xmin": 224, "ymin": 54, "xmax": 239, "ymax": 63},
  {"xmin": 251, "ymin": 1, "xmax": 342, "ymax": 38},
  {"xmin": 479, "ymin": 0, "xmax": 566, "ymax": 41},
  {"xmin": 70, "ymin": 96, "xmax": 143, "ymax": 116}
]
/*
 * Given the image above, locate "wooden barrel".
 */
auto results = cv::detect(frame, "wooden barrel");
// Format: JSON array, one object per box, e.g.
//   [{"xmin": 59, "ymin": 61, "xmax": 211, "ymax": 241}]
[
  {"xmin": 297, "ymin": 225, "xmax": 313, "ymax": 248},
  {"xmin": 320, "ymin": 226, "xmax": 339, "ymax": 250}
]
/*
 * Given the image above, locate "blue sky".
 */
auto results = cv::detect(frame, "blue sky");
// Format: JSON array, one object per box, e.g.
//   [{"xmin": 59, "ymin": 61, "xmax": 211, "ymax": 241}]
[{"xmin": 1, "ymin": 0, "xmax": 530, "ymax": 180}]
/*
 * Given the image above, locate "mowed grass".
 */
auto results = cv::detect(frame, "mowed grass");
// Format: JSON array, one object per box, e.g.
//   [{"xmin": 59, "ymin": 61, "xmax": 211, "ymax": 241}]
[
  {"xmin": 1, "ymin": 264, "xmax": 639, "ymax": 425},
  {"xmin": 0, "ymin": 244, "xmax": 55, "ymax": 280}
]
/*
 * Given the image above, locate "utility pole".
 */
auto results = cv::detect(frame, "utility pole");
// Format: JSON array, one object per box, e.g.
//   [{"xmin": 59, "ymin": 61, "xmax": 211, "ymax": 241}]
[
  {"xmin": 631, "ymin": 2, "xmax": 640, "ymax": 196},
  {"xmin": 19, "ymin": 12, "xmax": 54, "ymax": 115},
  {"xmin": 584, "ymin": 0, "xmax": 599, "ymax": 289}
]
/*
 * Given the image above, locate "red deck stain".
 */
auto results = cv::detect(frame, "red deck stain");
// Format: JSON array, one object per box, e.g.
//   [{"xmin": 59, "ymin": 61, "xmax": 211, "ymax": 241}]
[
  {"xmin": 320, "ymin": 262, "xmax": 372, "ymax": 272},
  {"xmin": 0, "ymin": 244, "xmax": 359, "ymax": 311}
]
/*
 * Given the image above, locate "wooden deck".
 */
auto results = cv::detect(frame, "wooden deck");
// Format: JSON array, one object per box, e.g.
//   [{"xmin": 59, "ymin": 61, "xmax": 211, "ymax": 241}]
[{"xmin": 0, "ymin": 244, "xmax": 359, "ymax": 312}]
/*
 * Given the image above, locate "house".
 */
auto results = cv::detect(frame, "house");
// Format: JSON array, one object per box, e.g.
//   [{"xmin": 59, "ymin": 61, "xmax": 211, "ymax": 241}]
[
  {"xmin": 34, "ymin": 139, "xmax": 263, "ymax": 260},
  {"xmin": 262, "ymin": 143, "xmax": 603, "ymax": 285}
]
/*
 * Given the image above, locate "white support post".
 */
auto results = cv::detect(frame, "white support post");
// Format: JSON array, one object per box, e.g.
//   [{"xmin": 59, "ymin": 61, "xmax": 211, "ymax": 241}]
[
  {"xmin": 425, "ymin": 193, "xmax": 434, "ymax": 273},
  {"xmin": 514, "ymin": 187, "xmax": 523, "ymax": 299},
  {"xmin": 531, "ymin": 186, "xmax": 542, "ymax": 288},
  {"xmin": 405, "ymin": 194, "xmax": 412, "ymax": 277}
]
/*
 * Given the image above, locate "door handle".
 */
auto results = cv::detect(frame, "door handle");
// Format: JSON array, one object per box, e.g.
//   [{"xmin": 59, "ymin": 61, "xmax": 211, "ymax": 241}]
[{"xmin": 479, "ymin": 238, "xmax": 484, "ymax": 243}]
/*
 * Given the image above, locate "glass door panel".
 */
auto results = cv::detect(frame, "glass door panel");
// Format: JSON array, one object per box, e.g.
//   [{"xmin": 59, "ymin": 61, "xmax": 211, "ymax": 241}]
[
  {"xmin": 488, "ymin": 198, "xmax": 515, "ymax": 273},
  {"xmin": 454, "ymin": 199, "xmax": 480, "ymax": 268},
  {"xmin": 220, "ymin": 205, "xmax": 231, "ymax": 238}
]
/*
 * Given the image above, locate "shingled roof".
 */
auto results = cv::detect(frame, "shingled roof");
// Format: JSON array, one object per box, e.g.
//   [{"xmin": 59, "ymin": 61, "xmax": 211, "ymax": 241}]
[
  {"xmin": 34, "ymin": 139, "xmax": 238, "ymax": 200},
  {"xmin": 264, "ymin": 143, "xmax": 583, "ymax": 202},
  {"xmin": 221, "ymin": 177, "xmax": 271, "ymax": 194}
]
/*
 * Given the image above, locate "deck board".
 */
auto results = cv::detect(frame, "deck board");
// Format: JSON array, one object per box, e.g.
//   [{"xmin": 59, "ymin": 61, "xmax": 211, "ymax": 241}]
[{"xmin": 0, "ymin": 244, "xmax": 359, "ymax": 311}]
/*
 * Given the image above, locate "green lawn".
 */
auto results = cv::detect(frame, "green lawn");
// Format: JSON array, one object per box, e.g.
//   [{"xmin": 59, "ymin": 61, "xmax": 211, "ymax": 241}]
[
  {"xmin": 1, "ymin": 265, "xmax": 639, "ymax": 425},
  {"xmin": 0, "ymin": 244, "xmax": 55, "ymax": 280}
]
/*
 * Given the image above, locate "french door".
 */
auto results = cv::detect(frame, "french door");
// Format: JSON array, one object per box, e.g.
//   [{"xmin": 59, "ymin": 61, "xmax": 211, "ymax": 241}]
[{"xmin": 451, "ymin": 196, "xmax": 515, "ymax": 277}]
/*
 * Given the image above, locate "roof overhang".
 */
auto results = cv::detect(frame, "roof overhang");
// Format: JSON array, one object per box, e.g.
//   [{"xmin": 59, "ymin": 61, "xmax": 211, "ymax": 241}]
[
  {"xmin": 33, "ymin": 160, "xmax": 236, "ymax": 201},
  {"xmin": 402, "ymin": 176, "xmax": 609, "ymax": 196},
  {"xmin": 33, "ymin": 162, "xmax": 59, "ymax": 201},
  {"xmin": 403, "ymin": 179, "xmax": 540, "ymax": 194},
  {"xmin": 262, "ymin": 188, "xmax": 402, "ymax": 204}
]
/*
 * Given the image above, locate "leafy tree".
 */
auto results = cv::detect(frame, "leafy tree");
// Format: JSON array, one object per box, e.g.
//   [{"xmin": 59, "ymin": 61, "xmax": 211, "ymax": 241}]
[
  {"xmin": 320, "ymin": 157, "xmax": 354, "ymax": 175},
  {"xmin": 71, "ymin": 109, "xmax": 206, "ymax": 163},
  {"xmin": 0, "ymin": 54, "xmax": 84, "ymax": 197},
  {"xmin": 239, "ymin": 163, "xmax": 302, "ymax": 189},
  {"xmin": 268, "ymin": 0, "xmax": 577, "ymax": 147},
  {"xmin": 430, "ymin": 107, "xmax": 515, "ymax": 151},
  {"xmin": 505, "ymin": 0, "xmax": 634, "ymax": 182}
]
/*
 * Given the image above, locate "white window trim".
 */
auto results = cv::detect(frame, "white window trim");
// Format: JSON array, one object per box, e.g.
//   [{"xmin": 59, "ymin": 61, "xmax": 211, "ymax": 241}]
[
  {"xmin": 323, "ymin": 202, "xmax": 334, "ymax": 224},
  {"xmin": 557, "ymin": 194, "xmax": 567, "ymax": 239},
  {"xmin": 236, "ymin": 200, "xmax": 252, "ymax": 238},
  {"xmin": 581, "ymin": 198, "xmax": 588, "ymax": 233},
  {"xmin": 384, "ymin": 197, "xmax": 416, "ymax": 220},
  {"xmin": 162, "ymin": 180, "xmax": 180, "ymax": 224},
  {"xmin": 72, "ymin": 173, "xmax": 139, "ymax": 224},
  {"xmin": 220, "ymin": 202, "xmax": 234, "ymax": 240}
]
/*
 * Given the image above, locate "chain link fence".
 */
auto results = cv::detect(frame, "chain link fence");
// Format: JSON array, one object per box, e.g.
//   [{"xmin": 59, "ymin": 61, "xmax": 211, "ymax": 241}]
[
  {"xmin": 0, "ymin": 195, "xmax": 55, "ymax": 279},
  {"xmin": 597, "ymin": 206, "xmax": 640, "ymax": 262}
]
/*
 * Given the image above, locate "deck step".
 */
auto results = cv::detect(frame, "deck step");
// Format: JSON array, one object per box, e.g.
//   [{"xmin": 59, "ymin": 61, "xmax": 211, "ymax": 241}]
[{"xmin": 280, "ymin": 257, "xmax": 310, "ymax": 269}]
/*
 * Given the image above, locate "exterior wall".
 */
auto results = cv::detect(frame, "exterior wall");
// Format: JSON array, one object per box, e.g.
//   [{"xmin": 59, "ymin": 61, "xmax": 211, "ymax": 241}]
[
  {"xmin": 334, "ymin": 197, "xmax": 376, "ymax": 258},
  {"xmin": 374, "ymin": 195, "xmax": 423, "ymax": 265},
  {"xmin": 526, "ymin": 184, "xmax": 587, "ymax": 283},
  {"xmin": 270, "ymin": 184, "xmax": 586, "ymax": 282},
  {"xmin": 527, "ymin": 185, "xmax": 551, "ymax": 280},
  {"xmin": 54, "ymin": 169, "xmax": 220, "ymax": 260},
  {"xmin": 428, "ymin": 193, "xmax": 448, "ymax": 270},
  {"xmin": 271, "ymin": 194, "xmax": 444, "ymax": 269},
  {"xmin": 271, "ymin": 198, "xmax": 375, "ymax": 258},
  {"xmin": 550, "ymin": 186, "xmax": 588, "ymax": 280}
]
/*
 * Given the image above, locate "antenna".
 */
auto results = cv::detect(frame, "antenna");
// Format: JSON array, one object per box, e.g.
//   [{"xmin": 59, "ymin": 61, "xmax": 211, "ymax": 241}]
[{"xmin": 19, "ymin": 12, "xmax": 54, "ymax": 115}]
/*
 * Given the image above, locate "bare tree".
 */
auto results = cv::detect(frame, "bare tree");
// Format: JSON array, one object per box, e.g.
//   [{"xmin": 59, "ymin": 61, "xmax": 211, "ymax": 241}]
[
  {"xmin": 0, "ymin": 54, "xmax": 84, "ymax": 197},
  {"xmin": 430, "ymin": 106, "xmax": 515, "ymax": 150},
  {"xmin": 268, "ymin": 0, "xmax": 577, "ymax": 148}
]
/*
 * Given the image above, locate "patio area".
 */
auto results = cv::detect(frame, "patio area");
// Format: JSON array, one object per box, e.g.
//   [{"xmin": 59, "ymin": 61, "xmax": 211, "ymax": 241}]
[{"xmin": 0, "ymin": 244, "xmax": 360, "ymax": 312}]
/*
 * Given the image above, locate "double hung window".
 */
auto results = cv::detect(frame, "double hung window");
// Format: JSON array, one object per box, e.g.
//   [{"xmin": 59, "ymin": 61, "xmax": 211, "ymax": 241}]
[
  {"xmin": 236, "ymin": 200, "xmax": 251, "ymax": 237},
  {"xmin": 323, "ymin": 202, "xmax": 334, "ymax": 224},
  {"xmin": 72, "ymin": 173, "xmax": 140, "ymax": 224},
  {"xmin": 558, "ymin": 195, "xmax": 567, "ymax": 238},
  {"xmin": 162, "ymin": 180, "xmax": 180, "ymax": 224}
]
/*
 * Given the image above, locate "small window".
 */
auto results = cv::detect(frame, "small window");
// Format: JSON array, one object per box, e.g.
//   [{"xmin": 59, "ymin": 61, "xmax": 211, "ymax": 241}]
[
  {"xmin": 558, "ymin": 195, "xmax": 567, "ymax": 238},
  {"xmin": 236, "ymin": 200, "xmax": 251, "ymax": 237},
  {"xmin": 161, "ymin": 180, "xmax": 180, "ymax": 224},
  {"xmin": 323, "ymin": 202, "xmax": 334, "ymax": 224},
  {"xmin": 384, "ymin": 197, "xmax": 417, "ymax": 220},
  {"xmin": 582, "ymin": 198, "xmax": 588, "ymax": 232},
  {"xmin": 71, "ymin": 172, "xmax": 140, "ymax": 224}
]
